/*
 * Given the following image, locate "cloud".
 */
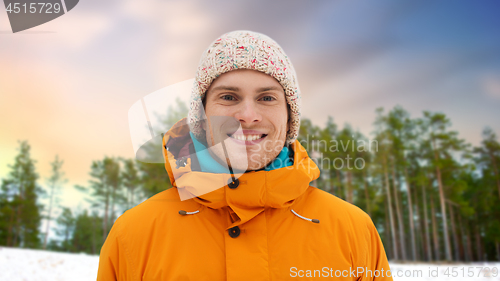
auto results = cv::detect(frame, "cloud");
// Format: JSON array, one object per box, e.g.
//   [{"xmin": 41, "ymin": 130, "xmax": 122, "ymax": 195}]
[
  {"xmin": 118, "ymin": 0, "xmax": 216, "ymax": 84},
  {"xmin": 482, "ymin": 75, "xmax": 500, "ymax": 99},
  {"xmin": 53, "ymin": 12, "xmax": 113, "ymax": 49}
]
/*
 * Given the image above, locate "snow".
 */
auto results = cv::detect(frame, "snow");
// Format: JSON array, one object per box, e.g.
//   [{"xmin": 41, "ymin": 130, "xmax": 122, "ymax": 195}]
[
  {"xmin": 0, "ymin": 247, "xmax": 99, "ymax": 281},
  {"xmin": 0, "ymin": 247, "xmax": 499, "ymax": 280}
]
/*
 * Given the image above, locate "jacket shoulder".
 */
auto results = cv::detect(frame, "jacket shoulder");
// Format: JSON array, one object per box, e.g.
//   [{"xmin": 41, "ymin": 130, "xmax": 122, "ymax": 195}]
[
  {"xmin": 297, "ymin": 187, "xmax": 383, "ymax": 269},
  {"xmin": 111, "ymin": 188, "xmax": 199, "ymax": 233},
  {"xmin": 98, "ymin": 188, "xmax": 195, "ymax": 280}
]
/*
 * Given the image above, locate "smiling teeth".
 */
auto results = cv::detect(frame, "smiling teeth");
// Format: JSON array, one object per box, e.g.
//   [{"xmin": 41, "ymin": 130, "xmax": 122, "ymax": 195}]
[{"xmin": 231, "ymin": 134, "xmax": 263, "ymax": 141}]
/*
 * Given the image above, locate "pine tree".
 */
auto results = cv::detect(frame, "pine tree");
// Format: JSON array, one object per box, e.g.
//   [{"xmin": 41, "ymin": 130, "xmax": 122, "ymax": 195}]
[
  {"xmin": 0, "ymin": 141, "xmax": 43, "ymax": 248},
  {"xmin": 473, "ymin": 128, "xmax": 500, "ymax": 260},
  {"xmin": 419, "ymin": 112, "xmax": 468, "ymax": 261},
  {"xmin": 55, "ymin": 207, "xmax": 75, "ymax": 252},
  {"xmin": 385, "ymin": 106, "xmax": 418, "ymax": 260},
  {"xmin": 474, "ymin": 127, "xmax": 500, "ymax": 200},
  {"xmin": 373, "ymin": 108, "xmax": 399, "ymax": 260},
  {"xmin": 122, "ymin": 159, "xmax": 141, "ymax": 209},
  {"xmin": 76, "ymin": 156, "xmax": 124, "ymax": 243},
  {"xmin": 43, "ymin": 155, "xmax": 67, "ymax": 249},
  {"xmin": 72, "ymin": 210, "xmax": 103, "ymax": 254}
]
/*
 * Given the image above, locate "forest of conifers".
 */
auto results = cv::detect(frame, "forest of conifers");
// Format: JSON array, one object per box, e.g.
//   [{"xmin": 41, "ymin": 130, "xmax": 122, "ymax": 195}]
[{"xmin": 1, "ymin": 104, "xmax": 499, "ymax": 262}]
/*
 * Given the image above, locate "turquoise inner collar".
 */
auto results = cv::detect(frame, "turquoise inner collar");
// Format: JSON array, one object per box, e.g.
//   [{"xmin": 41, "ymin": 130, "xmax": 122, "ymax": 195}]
[{"xmin": 189, "ymin": 132, "xmax": 293, "ymax": 173}]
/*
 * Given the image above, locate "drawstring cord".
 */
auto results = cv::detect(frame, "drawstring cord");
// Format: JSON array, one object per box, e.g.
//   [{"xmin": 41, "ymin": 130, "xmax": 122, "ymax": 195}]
[
  {"xmin": 291, "ymin": 209, "xmax": 320, "ymax": 224},
  {"xmin": 179, "ymin": 208, "xmax": 319, "ymax": 224},
  {"xmin": 178, "ymin": 209, "xmax": 200, "ymax": 215}
]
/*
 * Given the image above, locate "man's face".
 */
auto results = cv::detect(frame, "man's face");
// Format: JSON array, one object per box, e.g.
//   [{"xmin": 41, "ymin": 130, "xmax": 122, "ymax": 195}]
[{"xmin": 203, "ymin": 69, "xmax": 289, "ymax": 171}]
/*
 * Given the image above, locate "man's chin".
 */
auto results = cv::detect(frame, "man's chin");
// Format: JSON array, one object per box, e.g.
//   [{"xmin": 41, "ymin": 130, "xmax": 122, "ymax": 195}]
[
  {"xmin": 243, "ymin": 159, "xmax": 273, "ymax": 171},
  {"xmin": 206, "ymin": 148, "xmax": 273, "ymax": 172},
  {"xmin": 226, "ymin": 159, "xmax": 268, "ymax": 172}
]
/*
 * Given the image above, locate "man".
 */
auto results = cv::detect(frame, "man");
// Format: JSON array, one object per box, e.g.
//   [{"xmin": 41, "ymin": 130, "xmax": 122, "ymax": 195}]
[{"xmin": 97, "ymin": 30, "xmax": 393, "ymax": 280}]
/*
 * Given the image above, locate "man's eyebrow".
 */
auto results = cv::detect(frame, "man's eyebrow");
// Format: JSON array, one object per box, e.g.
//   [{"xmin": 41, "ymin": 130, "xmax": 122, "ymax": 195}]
[
  {"xmin": 210, "ymin": 86, "xmax": 240, "ymax": 92},
  {"xmin": 209, "ymin": 85, "xmax": 283, "ymax": 93},
  {"xmin": 256, "ymin": 86, "xmax": 283, "ymax": 92}
]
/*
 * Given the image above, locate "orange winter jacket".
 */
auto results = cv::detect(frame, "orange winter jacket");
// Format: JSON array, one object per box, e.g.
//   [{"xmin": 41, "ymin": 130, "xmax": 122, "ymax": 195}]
[{"xmin": 97, "ymin": 118, "xmax": 393, "ymax": 280}]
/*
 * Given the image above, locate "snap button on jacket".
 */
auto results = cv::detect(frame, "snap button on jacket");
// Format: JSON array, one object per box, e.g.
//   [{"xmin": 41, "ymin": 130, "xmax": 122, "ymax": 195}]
[
  {"xmin": 228, "ymin": 226, "xmax": 240, "ymax": 238},
  {"xmin": 97, "ymin": 118, "xmax": 393, "ymax": 280}
]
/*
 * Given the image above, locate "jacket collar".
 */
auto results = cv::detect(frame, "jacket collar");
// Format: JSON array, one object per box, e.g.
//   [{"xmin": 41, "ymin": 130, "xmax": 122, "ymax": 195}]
[{"xmin": 162, "ymin": 118, "xmax": 320, "ymax": 228}]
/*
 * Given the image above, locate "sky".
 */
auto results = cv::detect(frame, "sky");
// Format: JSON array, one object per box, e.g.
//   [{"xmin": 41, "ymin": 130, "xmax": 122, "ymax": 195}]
[{"xmin": 1, "ymin": 0, "xmax": 500, "ymax": 210}]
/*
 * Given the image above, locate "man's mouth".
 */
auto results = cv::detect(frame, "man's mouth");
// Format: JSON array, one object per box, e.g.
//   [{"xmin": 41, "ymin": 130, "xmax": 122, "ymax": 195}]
[{"xmin": 227, "ymin": 133, "xmax": 268, "ymax": 141}]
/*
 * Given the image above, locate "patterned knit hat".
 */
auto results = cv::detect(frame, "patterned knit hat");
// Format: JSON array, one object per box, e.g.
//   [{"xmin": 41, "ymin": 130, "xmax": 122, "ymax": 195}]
[{"xmin": 188, "ymin": 30, "xmax": 301, "ymax": 146}]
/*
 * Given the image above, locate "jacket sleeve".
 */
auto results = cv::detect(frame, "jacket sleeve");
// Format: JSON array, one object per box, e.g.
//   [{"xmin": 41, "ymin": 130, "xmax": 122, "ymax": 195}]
[
  {"xmin": 96, "ymin": 218, "xmax": 132, "ymax": 281},
  {"xmin": 358, "ymin": 217, "xmax": 394, "ymax": 281}
]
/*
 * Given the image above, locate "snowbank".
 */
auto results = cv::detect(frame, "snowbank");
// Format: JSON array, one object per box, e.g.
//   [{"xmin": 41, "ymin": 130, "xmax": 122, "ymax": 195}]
[
  {"xmin": 0, "ymin": 247, "xmax": 99, "ymax": 281},
  {"xmin": 1, "ymin": 247, "xmax": 499, "ymax": 280}
]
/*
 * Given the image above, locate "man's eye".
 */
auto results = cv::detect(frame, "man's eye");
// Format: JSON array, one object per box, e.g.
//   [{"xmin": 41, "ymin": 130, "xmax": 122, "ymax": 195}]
[
  {"xmin": 221, "ymin": 95, "xmax": 235, "ymax": 101},
  {"xmin": 261, "ymin": 96, "xmax": 275, "ymax": 101}
]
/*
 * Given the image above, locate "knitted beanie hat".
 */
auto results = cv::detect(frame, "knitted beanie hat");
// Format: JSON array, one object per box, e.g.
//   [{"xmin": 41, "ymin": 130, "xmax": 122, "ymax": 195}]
[{"xmin": 188, "ymin": 30, "xmax": 301, "ymax": 146}]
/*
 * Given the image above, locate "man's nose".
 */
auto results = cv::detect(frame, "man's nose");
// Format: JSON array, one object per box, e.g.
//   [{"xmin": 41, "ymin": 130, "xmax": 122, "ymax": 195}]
[{"xmin": 234, "ymin": 100, "xmax": 262, "ymax": 124}]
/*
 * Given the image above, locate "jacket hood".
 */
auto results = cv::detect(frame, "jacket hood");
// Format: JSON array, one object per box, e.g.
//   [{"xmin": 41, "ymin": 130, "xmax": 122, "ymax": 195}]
[{"xmin": 162, "ymin": 118, "xmax": 320, "ymax": 228}]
